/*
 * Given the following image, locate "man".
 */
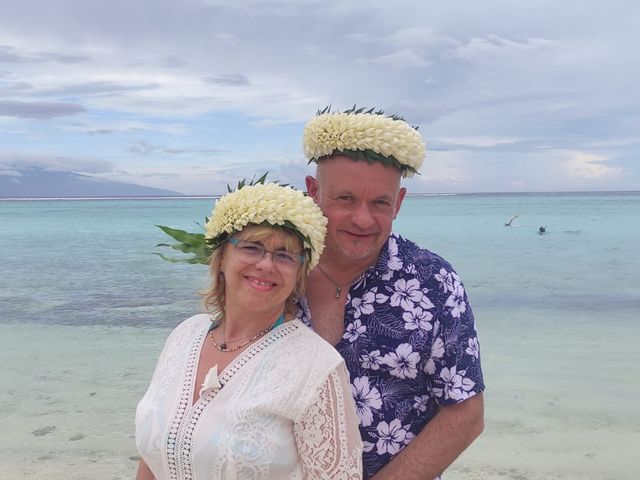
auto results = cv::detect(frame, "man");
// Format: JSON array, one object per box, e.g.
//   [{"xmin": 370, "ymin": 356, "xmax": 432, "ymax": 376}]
[{"xmin": 299, "ymin": 108, "xmax": 485, "ymax": 479}]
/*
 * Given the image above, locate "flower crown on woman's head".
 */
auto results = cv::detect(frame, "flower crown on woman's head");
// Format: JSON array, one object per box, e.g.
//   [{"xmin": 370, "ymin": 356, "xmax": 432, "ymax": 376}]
[
  {"xmin": 204, "ymin": 182, "xmax": 327, "ymax": 269},
  {"xmin": 153, "ymin": 174, "xmax": 326, "ymax": 269},
  {"xmin": 303, "ymin": 106, "xmax": 426, "ymax": 178}
]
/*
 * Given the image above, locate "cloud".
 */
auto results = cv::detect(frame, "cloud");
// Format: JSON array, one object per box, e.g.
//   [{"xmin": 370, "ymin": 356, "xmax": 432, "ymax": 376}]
[
  {"xmin": 127, "ymin": 140, "xmax": 227, "ymax": 156},
  {"xmin": 561, "ymin": 151, "xmax": 622, "ymax": 181},
  {"xmin": 0, "ymin": 81, "xmax": 33, "ymax": 95},
  {"xmin": 159, "ymin": 55, "xmax": 189, "ymax": 68},
  {"xmin": 199, "ymin": 0, "xmax": 324, "ymax": 13},
  {"xmin": 0, "ymin": 45, "xmax": 28, "ymax": 62},
  {"xmin": 39, "ymin": 81, "xmax": 159, "ymax": 97},
  {"xmin": 100, "ymin": 163, "xmax": 243, "ymax": 195},
  {"xmin": 358, "ymin": 49, "xmax": 432, "ymax": 68},
  {"xmin": 128, "ymin": 140, "xmax": 156, "ymax": 155},
  {"xmin": 0, "ymin": 151, "xmax": 115, "ymax": 174},
  {"xmin": 0, "ymin": 100, "xmax": 86, "ymax": 118},
  {"xmin": 38, "ymin": 52, "xmax": 90, "ymax": 64},
  {"xmin": 0, "ymin": 168, "xmax": 21, "ymax": 177},
  {"xmin": 163, "ymin": 147, "xmax": 228, "ymax": 155},
  {"xmin": 436, "ymin": 136, "xmax": 520, "ymax": 149},
  {"xmin": 449, "ymin": 34, "xmax": 555, "ymax": 60},
  {"xmin": 387, "ymin": 27, "xmax": 454, "ymax": 49},
  {"xmin": 86, "ymin": 129, "xmax": 114, "ymax": 136},
  {"xmin": 0, "ymin": 45, "xmax": 90, "ymax": 64},
  {"xmin": 408, "ymin": 151, "xmax": 475, "ymax": 192},
  {"xmin": 349, "ymin": 27, "xmax": 455, "ymax": 51},
  {"xmin": 0, "ymin": 0, "xmax": 638, "ymax": 193},
  {"xmin": 203, "ymin": 74, "xmax": 250, "ymax": 86},
  {"xmin": 70, "ymin": 119, "xmax": 189, "ymax": 137}
]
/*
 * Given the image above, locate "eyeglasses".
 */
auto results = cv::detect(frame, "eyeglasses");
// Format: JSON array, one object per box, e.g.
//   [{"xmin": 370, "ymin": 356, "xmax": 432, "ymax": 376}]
[{"xmin": 228, "ymin": 238, "xmax": 305, "ymax": 269}]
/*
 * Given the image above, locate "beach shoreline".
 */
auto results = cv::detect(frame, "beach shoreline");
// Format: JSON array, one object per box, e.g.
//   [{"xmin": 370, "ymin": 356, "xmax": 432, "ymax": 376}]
[
  {"xmin": 2, "ymin": 193, "xmax": 639, "ymax": 479},
  {"xmin": 1, "ymin": 313, "xmax": 638, "ymax": 480}
]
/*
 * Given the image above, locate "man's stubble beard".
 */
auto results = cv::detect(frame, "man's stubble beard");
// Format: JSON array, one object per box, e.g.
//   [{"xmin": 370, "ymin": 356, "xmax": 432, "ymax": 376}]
[{"xmin": 335, "ymin": 238, "xmax": 380, "ymax": 263}]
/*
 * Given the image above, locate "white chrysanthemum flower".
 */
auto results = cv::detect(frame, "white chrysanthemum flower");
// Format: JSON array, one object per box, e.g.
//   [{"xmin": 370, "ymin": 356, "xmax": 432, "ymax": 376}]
[
  {"xmin": 204, "ymin": 183, "xmax": 327, "ymax": 269},
  {"xmin": 303, "ymin": 112, "xmax": 426, "ymax": 177}
]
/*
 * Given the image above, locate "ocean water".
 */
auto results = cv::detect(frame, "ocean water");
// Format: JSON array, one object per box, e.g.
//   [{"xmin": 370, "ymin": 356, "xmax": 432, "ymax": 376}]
[{"xmin": 1, "ymin": 192, "xmax": 639, "ymax": 479}]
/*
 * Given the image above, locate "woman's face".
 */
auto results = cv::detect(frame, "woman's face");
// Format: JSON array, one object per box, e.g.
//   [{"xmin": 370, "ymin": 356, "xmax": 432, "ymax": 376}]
[{"xmin": 220, "ymin": 226, "xmax": 303, "ymax": 319}]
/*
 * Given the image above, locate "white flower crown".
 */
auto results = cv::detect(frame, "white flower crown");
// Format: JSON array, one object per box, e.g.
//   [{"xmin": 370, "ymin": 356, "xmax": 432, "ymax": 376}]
[
  {"xmin": 303, "ymin": 108, "xmax": 426, "ymax": 178},
  {"xmin": 204, "ymin": 183, "xmax": 327, "ymax": 269}
]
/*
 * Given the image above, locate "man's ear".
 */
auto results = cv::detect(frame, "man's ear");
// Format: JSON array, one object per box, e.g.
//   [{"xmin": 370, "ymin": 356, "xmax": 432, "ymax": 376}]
[
  {"xmin": 394, "ymin": 187, "xmax": 407, "ymax": 218},
  {"xmin": 305, "ymin": 175, "xmax": 319, "ymax": 201}
]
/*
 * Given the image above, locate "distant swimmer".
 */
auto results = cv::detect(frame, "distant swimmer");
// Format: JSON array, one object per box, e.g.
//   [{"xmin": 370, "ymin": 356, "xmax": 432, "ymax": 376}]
[
  {"xmin": 538, "ymin": 226, "xmax": 546, "ymax": 235},
  {"xmin": 504, "ymin": 215, "xmax": 519, "ymax": 227}
]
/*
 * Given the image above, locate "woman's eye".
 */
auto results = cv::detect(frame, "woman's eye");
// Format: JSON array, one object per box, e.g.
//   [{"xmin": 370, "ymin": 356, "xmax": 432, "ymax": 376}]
[
  {"xmin": 241, "ymin": 245, "xmax": 263, "ymax": 255},
  {"xmin": 274, "ymin": 253, "xmax": 296, "ymax": 264}
]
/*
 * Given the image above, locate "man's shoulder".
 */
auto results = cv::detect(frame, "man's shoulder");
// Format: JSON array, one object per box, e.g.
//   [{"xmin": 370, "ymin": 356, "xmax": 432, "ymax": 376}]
[
  {"xmin": 396, "ymin": 233, "xmax": 448, "ymax": 258},
  {"xmin": 390, "ymin": 233, "xmax": 455, "ymax": 269}
]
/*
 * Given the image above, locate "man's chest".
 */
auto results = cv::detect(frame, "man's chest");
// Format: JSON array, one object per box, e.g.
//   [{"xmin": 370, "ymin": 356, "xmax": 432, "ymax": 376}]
[{"xmin": 306, "ymin": 297, "xmax": 346, "ymax": 346}]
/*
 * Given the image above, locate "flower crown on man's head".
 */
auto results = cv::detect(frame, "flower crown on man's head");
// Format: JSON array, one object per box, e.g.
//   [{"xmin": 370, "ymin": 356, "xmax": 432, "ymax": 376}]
[
  {"xmin": 204, "ymin": 182, "xmax": 327, "ymax": 269},
  {"xmin": 303, "ymin": 105, "xmax": 426, "ymax": 178}
]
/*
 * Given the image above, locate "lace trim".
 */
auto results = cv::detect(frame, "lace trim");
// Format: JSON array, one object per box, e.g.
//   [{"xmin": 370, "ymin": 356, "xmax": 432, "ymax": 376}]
[
  {"xmin": 165, "ymin": 320, "xmax": 301, "ymax": 479},
  {"xmin": 220, "ymin": 321, "xmax": 300, "ymax": 383},
  {"xmin": 295, "ymin": 369, "xmax": 362, "ymax": 479},
  {"xmin": 166, "ymin": 327, "xmax": 204, "ymax": 480}
]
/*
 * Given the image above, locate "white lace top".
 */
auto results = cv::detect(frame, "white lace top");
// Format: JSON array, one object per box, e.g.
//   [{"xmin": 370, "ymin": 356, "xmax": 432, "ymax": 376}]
[{"xmin": 136, "ymin": 315, "xmax": 363, "ymax": 480}]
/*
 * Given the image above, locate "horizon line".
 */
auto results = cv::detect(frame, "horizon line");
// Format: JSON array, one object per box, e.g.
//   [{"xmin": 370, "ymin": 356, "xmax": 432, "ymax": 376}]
[{"xmin": 1, "ymin": 189, "xmax": 639, "ymax": 201}]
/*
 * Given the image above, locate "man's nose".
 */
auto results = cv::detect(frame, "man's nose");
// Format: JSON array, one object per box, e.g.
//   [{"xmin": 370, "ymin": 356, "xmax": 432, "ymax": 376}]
[{"xmin": 351, "ymin": 202, "xmax": 375, "ymax": 229}]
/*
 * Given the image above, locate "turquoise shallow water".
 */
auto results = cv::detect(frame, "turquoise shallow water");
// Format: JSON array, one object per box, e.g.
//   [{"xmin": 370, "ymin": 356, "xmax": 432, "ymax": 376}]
[
  {"xmin": 1, "ymin": 192, "xmax": 639, "ymax": 479},
  {"xmin": 2, "ymin": 192, "xmax": 638, "ymax": 326}
]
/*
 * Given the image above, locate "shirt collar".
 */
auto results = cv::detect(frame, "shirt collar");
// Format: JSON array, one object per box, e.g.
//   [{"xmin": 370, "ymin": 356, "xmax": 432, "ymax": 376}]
[{"xmin": 363, "ymin": 233, "xmax": 397, "ymax": 281}]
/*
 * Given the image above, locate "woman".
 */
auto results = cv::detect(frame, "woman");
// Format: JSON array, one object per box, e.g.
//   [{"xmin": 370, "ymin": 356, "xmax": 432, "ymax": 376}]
[{"xmin": 135, "ymin": 182, "xmax": 363, "ymax": 480}]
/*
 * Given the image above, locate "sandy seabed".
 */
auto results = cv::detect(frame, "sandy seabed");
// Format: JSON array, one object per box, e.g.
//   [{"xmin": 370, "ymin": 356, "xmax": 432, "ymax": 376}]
[{"xmin": 1, "ymin": 316, "xmax": 638, "ymax": 480}]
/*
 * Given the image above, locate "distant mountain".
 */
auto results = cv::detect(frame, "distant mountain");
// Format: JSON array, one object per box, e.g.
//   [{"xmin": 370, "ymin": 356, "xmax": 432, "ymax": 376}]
[{"xmin": 0, "ymin": 167, "xmax": 182, "ymax": 198}]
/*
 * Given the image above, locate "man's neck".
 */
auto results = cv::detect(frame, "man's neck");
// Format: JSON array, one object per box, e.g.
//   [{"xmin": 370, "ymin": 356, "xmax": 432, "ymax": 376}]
[{"xmin": 318, "ymin": 250, "xmax": 380, "ymax": 284}]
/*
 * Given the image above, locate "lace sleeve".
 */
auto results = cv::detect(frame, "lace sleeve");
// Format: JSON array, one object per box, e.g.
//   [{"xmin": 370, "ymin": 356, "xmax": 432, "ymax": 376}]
[{"xmin": 294, "ymin": 361, "xmax": 363, "ymax": 479}]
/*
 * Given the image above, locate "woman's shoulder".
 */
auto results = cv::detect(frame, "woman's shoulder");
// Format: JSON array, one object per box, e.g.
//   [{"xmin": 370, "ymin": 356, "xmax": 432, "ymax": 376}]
[
  {"xmin": 286, "ymin": 320, "xmax": 345, "ymax": 369},
  {"xmin": 165, "ymin": 313, "xmax": 211, "ymax": 343},
  {"xmin": 274, "ymin": 321, "xmax": 351, "ymax": 414}
]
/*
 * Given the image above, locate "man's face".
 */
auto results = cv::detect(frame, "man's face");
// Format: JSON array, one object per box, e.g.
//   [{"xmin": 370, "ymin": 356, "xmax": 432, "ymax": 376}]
[{"xmin": 306, "ymin": 156, "xmax": 406, "ymax": 266}]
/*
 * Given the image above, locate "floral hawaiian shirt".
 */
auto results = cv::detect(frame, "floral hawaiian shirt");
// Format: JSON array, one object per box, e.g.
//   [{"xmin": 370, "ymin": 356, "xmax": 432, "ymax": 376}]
[{"xmin": 299, "ymin": 233, "xmax": 485, "ymax": 479}]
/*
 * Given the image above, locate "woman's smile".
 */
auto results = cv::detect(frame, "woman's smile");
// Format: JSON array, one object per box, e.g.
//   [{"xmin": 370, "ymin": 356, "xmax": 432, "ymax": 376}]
[{"xmin": 244, "ymin": 275, "xmax": 278, "ymax": 292}]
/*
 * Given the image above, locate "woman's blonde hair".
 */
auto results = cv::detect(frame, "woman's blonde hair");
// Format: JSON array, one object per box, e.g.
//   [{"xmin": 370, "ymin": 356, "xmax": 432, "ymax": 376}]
[{"xmin": 201, "ymin": 224, "xmax": 309, "ymax": 319}]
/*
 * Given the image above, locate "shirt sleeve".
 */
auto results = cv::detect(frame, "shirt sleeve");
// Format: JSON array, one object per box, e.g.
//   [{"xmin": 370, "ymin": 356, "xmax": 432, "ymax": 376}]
[
  {"xmin": 293, "ymin": 361, "xmax": 363, "ymax": 479},
  {"xmin": 426, "ymin": 271, "xmax": 485, "ymax": 405}
]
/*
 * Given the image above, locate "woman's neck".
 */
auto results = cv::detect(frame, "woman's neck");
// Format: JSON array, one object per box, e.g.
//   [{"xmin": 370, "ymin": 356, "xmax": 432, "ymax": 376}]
[{"xmin": 222, "ymin": 304, "xmax": 285, "ymax": 339}]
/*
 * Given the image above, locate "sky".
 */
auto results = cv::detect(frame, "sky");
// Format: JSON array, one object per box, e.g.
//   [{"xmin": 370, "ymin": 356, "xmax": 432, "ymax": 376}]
[{"xmin": 1, "ymin": 0, "xmax": 639, "ymax": 194}]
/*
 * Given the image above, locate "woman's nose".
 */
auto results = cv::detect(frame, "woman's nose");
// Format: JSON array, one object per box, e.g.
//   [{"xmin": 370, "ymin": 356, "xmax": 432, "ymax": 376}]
[{"xmin": 254, "ymin": 251, "xmax": 276, "ymax": 270}]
